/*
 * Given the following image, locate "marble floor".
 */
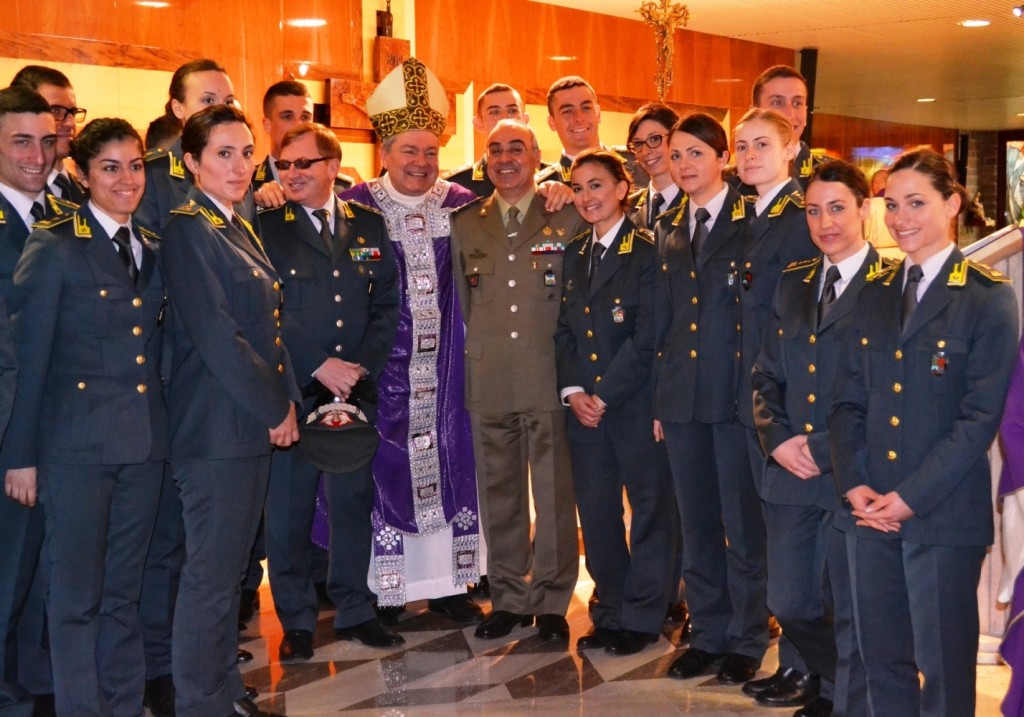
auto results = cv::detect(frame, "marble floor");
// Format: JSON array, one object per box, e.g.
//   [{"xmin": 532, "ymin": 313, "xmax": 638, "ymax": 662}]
[{"xmin": 231, "ymin": 559, "xmax": 1013, "ymax": 717}]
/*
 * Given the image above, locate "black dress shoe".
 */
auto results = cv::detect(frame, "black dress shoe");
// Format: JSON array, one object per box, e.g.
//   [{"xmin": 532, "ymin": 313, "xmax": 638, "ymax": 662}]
[
  {"xmin": 230, "ymin": 697, "xmax": 282, "ymax": 716},
  {"xmin": 237, "ymin": 648, "xmax": 254, "ymax": 663},
  {"xmin": 576, "ymin": 626, "xmax": 619, "ymax": 650},
  {"xmin": 32, "ymin": 693, "xmax": 56, "ymax": 717},
  {"xmin": 667, "ymin": 647, "xmax": 724, "ymax": 679},
  {"xmin": 428, "ymin": 594, "xmax": 484, "ymax": 623},
  {"xmin": 334, "ymin": 618, "xmax": 405, "ymax": 647},
  {"xmin": 742, "ymin": 665, "xmax": 789, "ymax": 696},
  {"xmin": 793, "ymin": 696, "xmax": 833, "ymax": 717},
  {"xmin": 756, "ymin": 671, "xmax": 820, "ymax": 706},
  {"xmin": 144, "ymin": 674, "xmax": 176, "ymax": 717},
  {"xmin": 536, "ymin": 614, "xmax": 570, "ymax": 642},
  {"xmin": 375, "ymin": 603, "xmax": 405, "ymax": 627},
  {"xmin": 279, "ymin": 629, "xmax": 314, "ymax": 661},
  {"xmin": 245, "ymin": 685, "xmax": 259, "ymax": 701},
  {"xmin": 717, "ymin": 653, "xmax": 761, "ymax": 685},
  {"xmin": 474, "ymin": 610, "xmax": 532, "ymax": 639},
  {"xmin": 239, "ymin": 588, "xmax": 260, "ymax": 623},
  {"xmin": 605, "ymin": 629, "xmax": 658, "ymax": 656}
]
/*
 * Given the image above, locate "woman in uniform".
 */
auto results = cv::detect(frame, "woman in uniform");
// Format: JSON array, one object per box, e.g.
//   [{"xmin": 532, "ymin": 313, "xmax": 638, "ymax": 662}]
[
  {"xmin": 160, "ymin": 104, "xmax": 300, "ymax": 717},
  {"xmin": 830, "ymin": 148, "xmax": 1017, "ymax": 717},
  {"xmin": 555, "ymin": 148, "xmax": 675, "ymax": 657},
  {"xmin": 625, "ymin": 103, "xmax": 680, "ymax": 233}
]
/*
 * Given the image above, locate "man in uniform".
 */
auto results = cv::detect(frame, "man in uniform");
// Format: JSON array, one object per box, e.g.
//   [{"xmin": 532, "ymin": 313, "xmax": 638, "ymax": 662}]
[
  {"xmin": 340, "ymin": 57, "xmax": 484, "ymax": 623},
  {"xmin": 10, "ymin": 66, "xmax": 87, "ymax": 205},
  {"xmin": 0, "ymin": 85, "xmax": 60, "ymax": 717},
  {"xmin": 537, "ymin": 76, "xmax": 648, "ymax": 189},
  {"xmin": 252, "ymin": 81, "xmax": 354, "ymax": 209},
  {"xmin": 261, "ymin": 122, "xmax": 401, "ymax": 657},
  {"xmin": 750, "ymin": 66, "xmax": 825, "ymax": 192},
  {"xmin": 451, "ymin": 119, "xmax": 582, "ymax": 643}
]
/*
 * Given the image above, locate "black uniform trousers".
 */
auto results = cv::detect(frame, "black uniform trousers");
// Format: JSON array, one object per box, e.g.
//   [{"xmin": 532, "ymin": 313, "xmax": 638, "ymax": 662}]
[
  {"xmin": 265, "ymin": 449, "xmax": 376, "ymax": 632},
  {"xmin": 139, "ymin": 469, "xmax": 183, "ymax": 681},
  {"xmin": 171, "ymin": 456, "xmax": 269, "ymax": 717},
  {"xmin": 664, "ymin": 419, "xmax": 767, "ymax": 658},
  {"xmin": 40, "ymin": 461, "xmax": 162, "ymax": 717}
]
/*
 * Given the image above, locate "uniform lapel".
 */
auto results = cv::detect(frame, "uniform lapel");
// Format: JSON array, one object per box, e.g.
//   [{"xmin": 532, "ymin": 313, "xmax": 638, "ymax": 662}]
[
  {"xmin": 79, "ymin": 206, "xmax": 135, "ymax": 289},
  {"xmin": 331, "ymin": 198, "xmax": 352, "ymax": 258},
  {"xmin": 799, "ymin": 259, "xmax": 821, "ymax": 329},
  {"xmin": 290, "ymin": 203, "xmax": 332, "ymax": 259},
  {"xmin": 134, "ymin": 222, "xmax": 158, "ymax": 292},
  {"xmin": 588, "ymin": 220, "xmax": 629, "ymax": 298},
  {"xmin": 901, "ymin": 249, "xmax": 959, "ymax": 341},
  {"xmin": 696, "ymin": 187, "xmax": 741, "ymax": 269},
  {"xmin": 513, "ymin": 194, "xmax": 550, "ymax": 252},
  {"xmin": 818, "ymin": 246, "xmax": 879, "ymax": 334}
]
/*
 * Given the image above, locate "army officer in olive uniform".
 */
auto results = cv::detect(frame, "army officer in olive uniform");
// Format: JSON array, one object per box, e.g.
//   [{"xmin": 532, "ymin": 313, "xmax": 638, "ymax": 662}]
[
  {"xmin": 452, "ymin": 120, "xmax": 582, "ymax": 643},
  {"xmin": 261, "ymin": 123, "xmax": 400, "ymax": 659}
]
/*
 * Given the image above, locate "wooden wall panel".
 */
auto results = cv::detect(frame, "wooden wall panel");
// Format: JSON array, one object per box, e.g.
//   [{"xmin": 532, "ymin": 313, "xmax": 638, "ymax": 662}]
[{"xmin": 812, "ymin": 112, "xmax": 958, "ymax": 161}]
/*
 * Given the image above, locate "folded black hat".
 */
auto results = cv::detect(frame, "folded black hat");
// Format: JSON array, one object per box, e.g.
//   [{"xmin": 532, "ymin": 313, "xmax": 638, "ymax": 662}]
[{"xmin": 295, "ymin": 377, "xmax": 379, "ymax": 474}]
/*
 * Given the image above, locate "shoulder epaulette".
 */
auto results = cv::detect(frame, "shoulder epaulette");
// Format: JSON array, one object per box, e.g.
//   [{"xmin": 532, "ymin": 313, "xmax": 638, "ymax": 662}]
[
  {"xmin": 169, "ymin": 199, "xmax": 201, "ymax": 216},
  {"xmin": 534, "ymin": 165, "xmax": 560, "ymax": 184},
  {"xmin": 138, "ymin": 226, "xmax": 160, "ymax": 243},
  {"xmin": 144, "ymin": 147, "xmax": 168, "ymax": 162},
  {"xmin": 634, "ymin": 227, "xmax": 655, "ymax": 245},
  {"xmin": 452, "ymin": 196, "xmax": 484, "ymax": 215},
  {"xmin": 32, "ymin": 214, "xmax": 74, "ymax": 231},
  {"xmin": 48, "ymin": 195, "xmax": 78, "ymax": 215},
  {"xmin": 345, "ymin": 199, "xmax": 381, "ymax": 217},
  {"xmin": 568, "ymin": 229, "xmax": 591, "ymax": 246},
  {"xmin": 783, "ymin": 257, "xmax": 820, "ymax": 273},
  {"xmin": 867, "ymin": 261, "xmax": 900, "ymax": 283},
  {"xmin": 962, "ymin": 260, "xmax": 1011, "ymax": 285},
  {"xmin": 336, "ymin": 172, "xmax": 355, "ymax": 189},
  {"xmin": 442, "ymin": 163, "xmax": 473, "ymax": 180},
  {"xmin": 768, "ymin": 189, "xmax": 805, "ymax": 217}
]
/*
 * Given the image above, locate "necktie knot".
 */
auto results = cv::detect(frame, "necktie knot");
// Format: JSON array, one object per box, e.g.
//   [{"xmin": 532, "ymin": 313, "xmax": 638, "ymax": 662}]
[
  {"xmin": 691, "ymin": 207, "xmax": 711, "ymax": 261},
  {"xmin": 113, "ymin": 226, "xmax": 138, "ymax": 283},
  {"xmin": 30, "ymin": 201, "xmax": 45, "ymax": 224},
  {"xmin": 817, "ymin": 265, "xmax": 841, "ymax": 327},
  {"xmin": 694, "ymin": 207, "xmax": 711, "ymax": 224}
]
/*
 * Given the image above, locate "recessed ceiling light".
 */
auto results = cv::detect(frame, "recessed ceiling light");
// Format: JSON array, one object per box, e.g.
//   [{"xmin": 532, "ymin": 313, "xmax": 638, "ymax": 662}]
[
  {"xmin": 1015, "ymin": 5, "xmax": 1024, "ymax": 17},
  {"xmin": 1017, "ymin": 112, "xmax": 1024, "ymax": 117},
  {"xmin": 712, "ymin": 78, "xmax": 744, "ymax": 83},
  {"xmin": 287, "ymin": 18, "xmax": 327, "ymax": 28},
  {"xmin": 959, "ymin": 19, "xmax": 990, "ymax": 27},
  {"xmin": 135, "ymin": 1, "xmax": 170, "ymax": 7},
  {"xmin": 917, "ymin": 97, "xmax": 936, "ymax": 103},
  {"xmin": 548, "ymin": 56, "xmax": 577, "ymax": 62}
]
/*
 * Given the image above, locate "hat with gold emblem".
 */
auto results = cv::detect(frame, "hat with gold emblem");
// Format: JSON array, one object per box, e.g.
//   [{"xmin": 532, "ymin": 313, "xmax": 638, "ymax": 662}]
[{"xmin": 366, "ymin": 57, "xmax": 448, "ymax": 140}]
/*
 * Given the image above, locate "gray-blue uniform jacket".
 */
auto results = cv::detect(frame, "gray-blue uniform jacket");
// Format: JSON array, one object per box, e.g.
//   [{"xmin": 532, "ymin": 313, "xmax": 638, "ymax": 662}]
[
  {"xmin": 829, "ymin": 250, "xmax": 1018, "ymax": 546},
  {"xmin": 751, "ymin": 247, "xmax": 883, "ymax": 509},
  {"xmin": 5, "ymin": 204, "xmax": 168, "ymax": 468},
  {"xmin": 161, "ymin": 188, "xmax": 300, "ymax": 460},
  {"xmin": 555, "ymin": 217, "xmax": 657, "ymax": 443}
]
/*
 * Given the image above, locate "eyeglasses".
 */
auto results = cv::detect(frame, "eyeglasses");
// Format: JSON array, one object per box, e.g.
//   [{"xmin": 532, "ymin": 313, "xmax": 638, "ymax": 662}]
[
  {"xmin": 486, "ymin": 143, "xmax": 534, "ymax": 159},
  {"xmin": 275, "ymin": 156, "xmax": 330, "ymax": 171},
  {"xmin": 50, "ymin": 105, "xmax": 87, "ymax": 124},
  {"xmin": 626, "ymin": 133, "xmax": 667, "ymax": 152}
]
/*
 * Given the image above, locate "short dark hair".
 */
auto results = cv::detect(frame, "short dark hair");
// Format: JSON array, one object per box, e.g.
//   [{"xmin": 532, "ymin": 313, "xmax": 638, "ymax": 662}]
[
  {"xmin": 0, "ymin": 86, "xmax": 53, "ymax": 121},
  {"xmin": 570, "ymin": 147, "xmax": 632, "ymax": 212},
  {"xmin": 11, "ymin": 65, "xmax": 72, "ymax": 91},
  {"xmin": 751, "ymin": 65, "xmax": 807, "ymax": 107},
  {"xmin": 888, "ymin": 148, "xmax": 969, "ymax": 215},
  {"xmin": 145, "ymin": 114, "xmax": 182, "ymax": 151},
  {"xmin": 627, "ymin": 103, "xmax": 679, "ymax": 144},
  {"xmin": 181, "ymin": 104, "xmax": 251, "ymax": 159},
  {"xmin": 69, "ymin": 118, "xmax": 143, "ymax": 175},
  {"xmin": 671, "ymin": 112, "xmax": 729, "ymax": 157},
  {"xmin": 262, "ymin": 80, "xmax": 310, "ymax": 118},
  {"xmin": 546, "ymin": 76, "xmax": 595, "ymax": 114},
  {"xmin": 808, "ymin": 159, "xmax": 870, "ymax": 206},
  {"xmin": 475, "ymin": 83, "xmax": 520, "ymax": 116},
  {"xmin": 281, "ymin": 122, "xmax": 341, "ymax": 161},
  {"xmin": 164, "ymin": 58, "xmax": 229, "ymax": 125}
]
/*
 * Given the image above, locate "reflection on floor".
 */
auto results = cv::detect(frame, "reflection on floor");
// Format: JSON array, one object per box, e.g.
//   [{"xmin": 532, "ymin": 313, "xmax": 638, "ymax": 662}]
[{"xmin": 235, "ymin": 559, "xmax": 1011, "ymax": 716}]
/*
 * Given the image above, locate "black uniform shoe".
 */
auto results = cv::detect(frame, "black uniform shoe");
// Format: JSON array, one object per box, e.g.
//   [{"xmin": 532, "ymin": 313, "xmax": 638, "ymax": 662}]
[
  {"xmin": 536, "ymin": 614, "xmax": 570, "ymax": 642},
  {"xmin": 144, "ymin": 674, "xmax": 176, "ymax": 717},
  {"xmin": 605, "ymin": 629, "xmax": 658, "ymax": 655},
  {"xmin": 427, "ymin": 594, "xmax": 484, "ymax": 623},
  {"xmin": 667, "ymin": 648, "xmax": 724, "ymax": 679},
  {"xmin": 375, "ymin": 603, "xmax": 405, "ymax": 626},
  {"xmin": 237, "ymin": 648, "xmax": 254, "ymax": 663},
  {"xmin": 334, "ymin": 618, "xmax": 405, "ymax": 647},
  {"xmin": 279, "ymin": 629, "xmax": 314, "ymax": 661},
  {"xmin": 474, "ymin": 610, "xmax": 532, "ymax": 639},
  {"xmin": 793, "ymin": 696, "xmax": 833, "ymax": 717},
  {"xmin": 743, "ymin": 665, "xmax": 790, "ymax": 697},
  {"xmin": 756, "ymin": 671, "xmax": 820, "ymax": 706},
  {"xmin": 230, "ymin": 697, "xmax": 282, "ymax": 716},
  {"xmin": 575, "ymin": 626, "xmax": 620, "ymax": 650},
  {"xmin": 717, "ymin": 653, "xmax": 761, "ymax": 685}
]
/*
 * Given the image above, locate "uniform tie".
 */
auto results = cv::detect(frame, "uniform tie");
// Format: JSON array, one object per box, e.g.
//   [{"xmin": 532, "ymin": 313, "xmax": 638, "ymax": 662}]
[
  {"xmin": 649, "ymin": 192, "xmax": 664, "ymax": 227},
  {"xmin": 589, "ymin": 241, "xmax": 606, "ymax": 283},
  {"xmin": 506, "ymin": 206, "xmax": 520, "ymax": 245},
  {"xmin": 691, "ymin": 207, "xmax": 711, "ymax": 261},
  {"xmin": 30, "ymin": 201, "xmax": 46, "ymax": 224},
  {"xmin": 901, "ymin": 264, "xmax": 924, "ymax": 330},
  {"xmin": 112, "ymin": 226, "xmax": 138, "ymax": 283},
  {"xmin": 52, "ymin": 173, "xmax": 72, "ymax": 199},
  {"xmin": 817, "ymin": 265, "xmax": 841, "ymax": 328},
  {"xmin": 313, "ymin": 208, "xmax": 333, "ymax": 253}
]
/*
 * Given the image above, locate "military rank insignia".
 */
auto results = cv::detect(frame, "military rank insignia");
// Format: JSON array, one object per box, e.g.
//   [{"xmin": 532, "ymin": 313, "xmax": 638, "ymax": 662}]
[
  {"xmin": 169, "ymin": 153, "xmax": 186, "ymax": 179},
  {"xmin": 74, "ymin": 214, "xmax": 92, "ymax": 238},
  {"xmin": 0, "ymin": 209, "xmax": 5, "ymax": 224},
  {"xmin": 531, "ymin": 241, "xmax": 564, "ymax": 255},
  {"xmin": 283, "ymin": 206, "xmax": 296, "ymax": 222},
  {"xmin": 350, "ymin": 247, "xmax": 382, "ymax": 262}
]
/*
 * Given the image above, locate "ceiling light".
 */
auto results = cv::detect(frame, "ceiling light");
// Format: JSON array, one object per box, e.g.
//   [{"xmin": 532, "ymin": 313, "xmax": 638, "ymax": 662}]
[
  {"xmin": 1018, "ymin": 112, "xmax": 1024, "ymax": 117},
  {"xmin": 917, "ymin": 97, "xmax": 936, "ymax": 103},
  {"xmin": 298, "ymin": 63, "xmax": 310, "ymax": 77},
  {"xmin": 287, "ymin": 18, "xmax": 327, "ymax": 28},
  {"xmin": 548, "ymin": 55, "xmax": 577, "ymax": 62},
  {"xmin": 135, "ymin": 1, "xmax": 170, "ymax": 6},
  {"xmin": 712, "ymin": 78, "xmax": 744, "ymax": 83},
  {"xmin": 1015, "ymin": 5, "xmax": 1024, "ymax": 17},
  {"xmin": 959, "ymin": 19, "xmax": 990, "ymax": 27}
]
